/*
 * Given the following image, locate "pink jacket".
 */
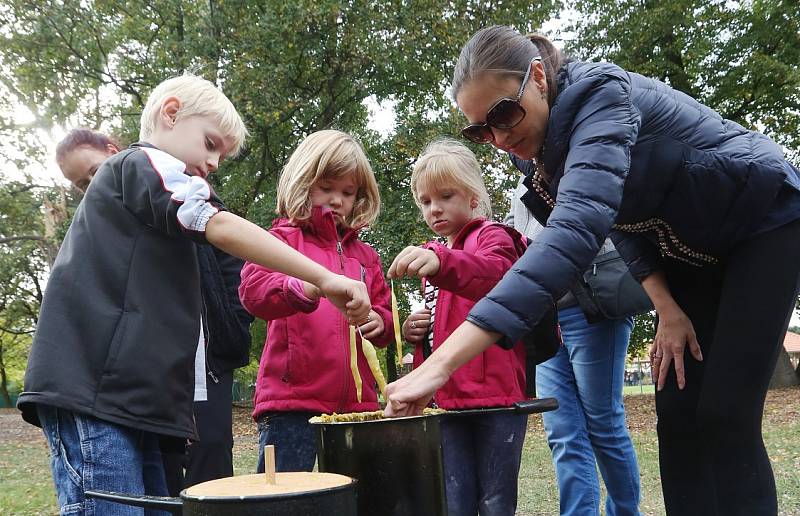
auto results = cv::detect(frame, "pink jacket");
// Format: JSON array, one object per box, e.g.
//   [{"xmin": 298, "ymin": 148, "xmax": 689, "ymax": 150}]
[
  {"xmin": 415, "ymin": 218, "xmax": 528, "ymax": 410},
  {"xmin": 239, "ymin": 207, "xmax": 393, "ymax": 418}
]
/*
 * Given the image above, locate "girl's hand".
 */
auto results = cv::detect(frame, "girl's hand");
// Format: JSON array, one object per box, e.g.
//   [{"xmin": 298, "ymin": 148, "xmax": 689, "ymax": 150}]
[
  {"xmin": 652, "ymin": 308, "xmax": 703, "ymax": 391},
  {"xmin": 317, "ymin": 273, "xmax": 371, "ymax": 323},
  {"xmin": 388, "ymin": 246, "xmax": 440, "ymax": 279},
  {"xmin": 358, "ymin": 310, "xmax": 384, "ymax": 340},
  {"xmin": 402, "ymin": 309, "xmax": 431, "ymax": 343}
]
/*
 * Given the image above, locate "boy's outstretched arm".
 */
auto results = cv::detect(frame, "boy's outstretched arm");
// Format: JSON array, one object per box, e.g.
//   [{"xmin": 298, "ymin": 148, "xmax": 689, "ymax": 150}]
[{"xmin": 206, "ymin": 211, "xmax": 370, "ymax": 323}]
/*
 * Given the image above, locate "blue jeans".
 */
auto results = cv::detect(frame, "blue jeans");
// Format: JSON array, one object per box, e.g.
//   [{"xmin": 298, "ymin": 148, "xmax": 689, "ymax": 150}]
[
  {"xmin": 441, "ymin": 412, "xmax": 528, "ymax": 516},
  {"xmin": 36, "ymin": 404, "xmax": 171, "ymax": 516},
  {"xmin": 536, "ymin": 305, "xmax": 640, "ymax": 516},
  {"xmin": 256, "ymin": 411, "xmax": 318, "ymax": 473}
]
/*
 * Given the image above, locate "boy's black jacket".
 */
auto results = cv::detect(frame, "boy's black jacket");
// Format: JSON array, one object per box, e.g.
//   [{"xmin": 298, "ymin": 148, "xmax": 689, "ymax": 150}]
[
  {"xmin": 197, "ymin": 243, "xmax": 252, "ymax": 375},
  {"xmin": 19, "ymin": 143, "xmax": 228, "ymax": 440}
]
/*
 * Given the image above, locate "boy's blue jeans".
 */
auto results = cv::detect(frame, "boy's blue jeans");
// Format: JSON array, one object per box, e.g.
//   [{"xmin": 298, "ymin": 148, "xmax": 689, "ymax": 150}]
[
  {"xmin": 441, "ymin": 411, "xmax": 528, "ymax": 516},
  {"xmin": 256, "ymin": 411, "xmax": 318, "ymax": 473},
  {"xmin": 36, "ymin": 404, "xmax": 171, "ymax": 516},
  {"xmin": 536, "ymin": 305, "xmax": 641, "ymax": 516}
]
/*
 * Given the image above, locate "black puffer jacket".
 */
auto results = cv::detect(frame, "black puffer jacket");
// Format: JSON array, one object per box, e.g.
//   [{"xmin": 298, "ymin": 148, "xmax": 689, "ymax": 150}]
[
  {"xmin": 468, "ymin": 60, "xmax": 793, "ymax": 344},
  {"xmin": 197, "ymin": 244, "xmax": 253, "ymax": 375}
]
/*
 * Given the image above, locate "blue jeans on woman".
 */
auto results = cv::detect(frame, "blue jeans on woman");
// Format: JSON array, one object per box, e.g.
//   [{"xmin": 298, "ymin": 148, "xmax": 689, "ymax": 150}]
[
  {"xmin": 256, "ymin": 411, "xmax": 318, "ymax": 473},
  {"xmin": 536, "ymin": 305, "xmax": 640, "ymax": 516},
  {"xmin": 441, "ymin": 411, "xmax": 528, "ymax": 516},
  {"xmin": 36, "ymin": 404, "xmax": 171, "ymax": 516}
]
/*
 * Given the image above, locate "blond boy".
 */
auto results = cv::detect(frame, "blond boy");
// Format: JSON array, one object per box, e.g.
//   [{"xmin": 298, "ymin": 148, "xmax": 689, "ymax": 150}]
[{"xmin": 18, "ymin": 75, "xmax": 370, "ymax": 514}]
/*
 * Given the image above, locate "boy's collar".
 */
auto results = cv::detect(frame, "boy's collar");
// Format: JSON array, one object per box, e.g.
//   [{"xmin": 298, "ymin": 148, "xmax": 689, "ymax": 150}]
[{"xmin": 130, "ymin": 141, "xmax": 158, "ymax": 150}]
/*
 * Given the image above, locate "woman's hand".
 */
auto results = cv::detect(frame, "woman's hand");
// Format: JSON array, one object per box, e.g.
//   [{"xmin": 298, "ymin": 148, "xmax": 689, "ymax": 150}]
[
  {"xmin": 317, "ymin": 273, "xmax": 371, "ymax": 323},
  {"xmin": 383, "ymin": 320, "xmax": 499, "ymax": 417},
  {"xmin": 388, "ymin": 246, "xmax": 440, "ymax": 279},
  {"xmin": 358, "ymin": 309, "xmax": 385, "ymax": 340},
  {"xmin": 641, "ymin": 271, "xmax": 702, "ymax": 391},
  {"xmin": 383, "ymin": 357, "xmax": 450, "ymax": 417},
  {"xmin": 402, "ymin": 309, "xmax": 432, "ymax": 343},
  {"xmin": 651, "ymin": 308, "xmax": 703, "ymax": 391}
]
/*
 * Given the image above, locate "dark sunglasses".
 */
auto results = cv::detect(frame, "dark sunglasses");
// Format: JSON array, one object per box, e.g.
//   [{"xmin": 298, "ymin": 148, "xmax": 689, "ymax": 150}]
[{"xmin": 461, "ymin": 57, "xmax": 542, "ymax": 144}]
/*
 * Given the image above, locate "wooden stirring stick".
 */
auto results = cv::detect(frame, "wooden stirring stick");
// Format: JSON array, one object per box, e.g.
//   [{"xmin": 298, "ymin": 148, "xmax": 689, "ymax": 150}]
[{"xmin": 264, "ymin": 445, "xmax": 276, "ymax": 485}]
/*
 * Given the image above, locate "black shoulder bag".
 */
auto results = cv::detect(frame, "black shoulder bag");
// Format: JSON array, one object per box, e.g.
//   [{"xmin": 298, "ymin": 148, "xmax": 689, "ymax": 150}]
[{"xmin": 572, "ymin": 249, "xmax": 653, "ymax": 324}]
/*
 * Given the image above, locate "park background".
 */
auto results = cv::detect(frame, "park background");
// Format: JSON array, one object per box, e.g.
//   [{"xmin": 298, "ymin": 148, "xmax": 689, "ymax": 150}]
[{"xmin": 0, "ymin": 1, "xmax": 798, "ymax": 514}]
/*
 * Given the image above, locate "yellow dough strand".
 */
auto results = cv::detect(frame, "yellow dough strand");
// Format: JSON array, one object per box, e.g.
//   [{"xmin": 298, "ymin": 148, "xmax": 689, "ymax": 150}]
[
  {"xmin": 349, "ymin": 325, "xmax": 363, "ymax": 403},
  {"xmin": 359, "ymin": 330, "xmax": 387, "ymax": 400},
  {"xmin": 390, "ymin": 280, "xmax": 403, "ymax": 366}
]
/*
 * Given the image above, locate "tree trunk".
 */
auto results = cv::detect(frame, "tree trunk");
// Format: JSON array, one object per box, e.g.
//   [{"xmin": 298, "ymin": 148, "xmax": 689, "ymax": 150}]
[
  {"xmin": 41, "ymin": 187, "xmax": 69, "ymax": 266},
  {"xmin": 769, "ymin": 347, "xmax": 799, "ymax": 389},
  {"xmin": 386, "ymin": 341, "xmax": 397, "ymax": 383},
  {"xmin": 0, "ymin": 347, "xmax": 12, "ymax": 408}
]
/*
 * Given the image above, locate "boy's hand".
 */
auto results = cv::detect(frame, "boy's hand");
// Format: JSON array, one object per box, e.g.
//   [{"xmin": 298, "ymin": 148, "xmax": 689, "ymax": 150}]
[
  {"xmin": 358, "ymin": 309, "xmax": 384, "ymax": 340},
  {"xmin": 303, "ymin": 281, "xmax": 322, "ymax": 301},
  {"xmin": 317, "ymin": 274, "xmax": 371, "ymax": 323},
  {"xmin": 388, "ymin": 246, "xmax": 440, "ymax": 279},
  {"xmin": 402, "ymin": 309, "xmax": 431, "ymax": 343}
]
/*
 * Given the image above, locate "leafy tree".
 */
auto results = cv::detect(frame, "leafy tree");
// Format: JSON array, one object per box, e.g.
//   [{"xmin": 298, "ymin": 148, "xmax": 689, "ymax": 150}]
[
  {"xmin": 565, "ymin": 0, "xmax": 800, "ymax": 160},
  {"xmin": 0, "ymin": 181, "xmax": 73, "ymax": 404},
  {"xmin": 0, "ymin": 1, "xmax": 561, "ymax": 383}
]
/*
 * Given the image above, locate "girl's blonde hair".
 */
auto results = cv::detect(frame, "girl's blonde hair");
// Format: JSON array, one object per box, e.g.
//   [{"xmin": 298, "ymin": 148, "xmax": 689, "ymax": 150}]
[
  {"xmin": 411, "ymin": 138, "xmax": 492, "ymax": 218},
  {"xmin": 276, "ymin": 130, "xmax": 381, "ymax": 228},
  {"xmin": 139, "ymin": 74, "xmax": 249, "ymax": 156}
]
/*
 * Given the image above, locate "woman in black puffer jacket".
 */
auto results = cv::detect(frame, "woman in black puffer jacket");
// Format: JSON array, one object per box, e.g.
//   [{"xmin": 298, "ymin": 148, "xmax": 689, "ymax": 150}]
[{"xmin": 385, "ymin": 25, "xmax": 800, "ymax": 516}]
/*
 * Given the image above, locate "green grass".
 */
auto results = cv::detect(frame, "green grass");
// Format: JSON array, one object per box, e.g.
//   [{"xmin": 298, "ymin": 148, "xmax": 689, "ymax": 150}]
[
  {"xmin": 623, "ymin": 384, "xmax": 655, "ymax": 396},
  {"xmin": 0, "ymin": 442, "xmax": 57, "ymax": 515},
  {"xmin": 4, "ymin": 418, "xmax": 799, "ymax": 515}
]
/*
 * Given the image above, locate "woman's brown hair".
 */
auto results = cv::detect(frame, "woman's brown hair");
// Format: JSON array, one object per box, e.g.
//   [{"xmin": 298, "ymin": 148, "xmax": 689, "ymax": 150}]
[{"xmin": 451, "ymin": 25, "xmax": 564, "ymax": 107}]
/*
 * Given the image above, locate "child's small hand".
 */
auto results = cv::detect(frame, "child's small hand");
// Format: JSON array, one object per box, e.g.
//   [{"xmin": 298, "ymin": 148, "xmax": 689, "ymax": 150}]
[
  {"xmin": 388, "ymin": 246, "xmax": 440, "ymax": 279},
  {"xmin": 318, "ymin": 274, "xmax": 371, "ymax": 323},
  {"xmin": 358, "ymin": 309, "xmax": 384, "ymax": 340},
  {"xmin": 402, "ymin": 309, "xmax": 431, "ymax": 343}
]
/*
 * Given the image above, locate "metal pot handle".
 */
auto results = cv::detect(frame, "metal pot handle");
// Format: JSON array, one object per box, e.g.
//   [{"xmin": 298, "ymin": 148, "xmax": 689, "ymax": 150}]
[
  {"xmin": 85, "ymin": 490, "xmax": 183, "ymax": 515},
  {"xmin": 513, "ymin": 398, "xmax": 559, "ymax": 414}
]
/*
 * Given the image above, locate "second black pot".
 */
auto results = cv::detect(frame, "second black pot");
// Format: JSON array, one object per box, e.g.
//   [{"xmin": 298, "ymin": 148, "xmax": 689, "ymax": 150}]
[
  {"xmin": 85, "ymin": 472, "xmax": 358, "ymax": 516},
  {"xmin": 314, "ymin": 398, "xmax": 558, "ymax": 516}
]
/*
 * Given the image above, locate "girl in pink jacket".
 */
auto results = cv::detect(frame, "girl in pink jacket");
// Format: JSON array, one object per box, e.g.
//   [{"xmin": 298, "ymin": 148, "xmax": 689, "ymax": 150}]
[
  {"xmin": 390, "ymin": 139, "xmax": 528, "ymax": 516},
  {"xmin": 239, "ymin": 130, "xmax": 393, "ymax": 472}
]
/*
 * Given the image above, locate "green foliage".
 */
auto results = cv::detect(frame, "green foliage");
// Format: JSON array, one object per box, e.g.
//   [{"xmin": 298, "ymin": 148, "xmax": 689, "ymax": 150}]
[
  {"xmin": 1, "ymin": 0, "xmax": 561, "ymax": 374},
  {"xmin": 566, "ymin": 0, "xmax": 800, "ymax": 160},
  {"xmin": 0, "ymin": 182, "xmax": 58, "ymax": 398},
  {"xmin": 6, "ymin": 0, "xmax": 796, "ymax": 372},
  {"xmin": 630, "ymin": 311, "xmax": 656, "ymax": 358}
]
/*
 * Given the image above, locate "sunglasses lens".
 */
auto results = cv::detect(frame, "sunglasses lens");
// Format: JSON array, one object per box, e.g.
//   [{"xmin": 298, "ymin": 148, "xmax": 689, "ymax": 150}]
[
  {"xmin": 461, "ymin": 125, "xmax": 493, "ymax": 144},
  {"xmin": 487, "ymin": 99, "xmax": 525, "ymax": 129}
]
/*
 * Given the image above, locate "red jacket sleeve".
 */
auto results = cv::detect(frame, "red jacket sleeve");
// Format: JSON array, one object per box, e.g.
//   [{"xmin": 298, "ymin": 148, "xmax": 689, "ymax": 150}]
[
  {"xmin": 238, "ymin": 231, "xmax": 320, "ymax": 320},
  {"xmin": 426, "ymin": 225, "xmax": 521, "ymax": 301}
]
